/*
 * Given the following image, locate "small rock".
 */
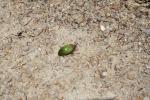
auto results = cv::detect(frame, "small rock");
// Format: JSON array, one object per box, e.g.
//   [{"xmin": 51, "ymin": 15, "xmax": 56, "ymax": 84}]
[
  {"xmin": 145, "ymin": 64, "xmax": 150, "ymax": 69},
  {"xmin": 102, "ymin": 72, "xmax": 107, "ymax": 77},
  {"xmin": 100, "ymin": 25, "xmax": 106, "ymax": 31},
  {"xmin": 50, "ymin": 4, "xmax": 53, "ymax": 7},
  {"xmin": 127, "ymin": 71, "xmax": 136, "ymax": 80},
  {"xmin": 100, "ymin": 71, "xmax": 108, "ymax": 78},
  {"xmin": 140, "ymin": 27, "xmax": 150, "ymax": 36}
]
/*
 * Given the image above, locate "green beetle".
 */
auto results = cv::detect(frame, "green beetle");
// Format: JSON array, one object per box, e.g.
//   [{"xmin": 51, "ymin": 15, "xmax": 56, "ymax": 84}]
[{"xmin": 58, "ymin": 44, "xmax": 77, "ymax": 56}]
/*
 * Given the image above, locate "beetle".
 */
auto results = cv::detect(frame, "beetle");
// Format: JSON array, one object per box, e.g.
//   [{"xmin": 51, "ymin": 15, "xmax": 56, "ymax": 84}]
[{"xmin": 58, "ymin": 43, "xmax": 77, "ymax": 56}]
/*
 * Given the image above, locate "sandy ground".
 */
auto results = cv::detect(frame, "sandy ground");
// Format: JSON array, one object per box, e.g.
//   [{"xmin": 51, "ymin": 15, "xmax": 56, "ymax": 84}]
[{"xmin": 0, "ymin": 0, "xmax": 150, "ymax": 100}]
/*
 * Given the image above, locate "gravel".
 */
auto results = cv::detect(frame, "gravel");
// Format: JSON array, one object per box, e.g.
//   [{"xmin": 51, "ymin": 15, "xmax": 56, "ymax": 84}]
[{"xmin": 0, "ymin": 0, "xmax": 150, "ymax": 100}]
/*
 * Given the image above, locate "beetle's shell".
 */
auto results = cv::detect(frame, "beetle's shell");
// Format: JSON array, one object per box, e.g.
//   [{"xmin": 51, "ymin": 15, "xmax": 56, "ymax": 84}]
[{"xmin": 58, "ymin": 44, "xmax": 76, "ymax": 56}]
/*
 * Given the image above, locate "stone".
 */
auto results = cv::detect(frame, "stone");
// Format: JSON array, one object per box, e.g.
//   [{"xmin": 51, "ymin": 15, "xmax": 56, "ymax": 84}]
[
  {"xmin": 127, "ymin": 71, "xmax": 136, "ymax": 80},
  {"xmin": 100, "ymin": 25, "xmax": 106, "ymax": 31},
  {"xmin": 102, "ymin": 72, "xmax": 107, "ymax": 77}
]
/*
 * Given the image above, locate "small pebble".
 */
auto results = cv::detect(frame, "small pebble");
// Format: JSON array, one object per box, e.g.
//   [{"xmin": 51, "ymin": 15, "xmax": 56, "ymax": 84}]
[
  {"xmin": 100, "ymin": 25, "xmax": 106, "ymax": 31},
  {"xmin": 140, "ymin": 28, "xmax": 150, "ymax": 36},
  {"xmin": 127, "ymin": 71, "xmax": 136, "ymax": 80},
  {"xmin": 100, "ymin": 71, "xmax": 108, "ymax": 78},
  {"xmin": 102, "ymin": 72, "xmax": 107, "ymax": 77},
  {"xmin": 146, "ymin": 65, "xmax": 150, "ymax": 69}
]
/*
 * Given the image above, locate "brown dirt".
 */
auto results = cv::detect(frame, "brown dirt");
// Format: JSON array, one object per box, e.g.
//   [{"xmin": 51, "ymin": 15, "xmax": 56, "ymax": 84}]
[{"xmin": 0, "ymin": 0, "xmax": 150, "ymax": 100}]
